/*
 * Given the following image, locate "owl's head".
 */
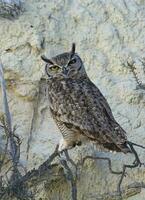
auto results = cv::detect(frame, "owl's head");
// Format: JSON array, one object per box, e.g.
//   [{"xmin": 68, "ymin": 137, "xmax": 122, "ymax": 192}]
[{"xmin": 41, "ymin": 43, "xmax": 87, "ymax": 79}]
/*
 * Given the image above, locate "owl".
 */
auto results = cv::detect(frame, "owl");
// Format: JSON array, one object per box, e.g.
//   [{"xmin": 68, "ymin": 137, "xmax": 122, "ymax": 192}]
[{"xmin": 41, "ymin": 44, "xmax": 131, "ymax": 153}]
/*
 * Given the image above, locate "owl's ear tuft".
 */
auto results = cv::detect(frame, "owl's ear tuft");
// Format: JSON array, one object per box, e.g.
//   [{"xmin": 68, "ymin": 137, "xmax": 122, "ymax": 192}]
[
  {"xmin": 41, "ymin": 55, "xmax": 54, "ymax": 65},
  {"xmin": 70, "ymin": 43, "xmax": 76, "ymax": 58}
]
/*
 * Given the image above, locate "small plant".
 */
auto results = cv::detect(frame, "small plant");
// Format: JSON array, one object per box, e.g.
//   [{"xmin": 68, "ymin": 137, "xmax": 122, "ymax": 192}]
[
  {"xmin": 122, "ymin": 60, "xmax": 145, "ymax": 90},
  {"xmin": 0, "ymin": 0, "xmax": 24, "ymax": 19}
]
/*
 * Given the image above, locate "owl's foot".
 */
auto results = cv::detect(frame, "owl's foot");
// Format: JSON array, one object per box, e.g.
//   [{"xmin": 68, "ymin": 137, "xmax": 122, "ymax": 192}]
[
  {"xmin": 58, "ymin": 139, "xmax": 82, "ymax": 152},
  {"xmin": 76, "ymin": 141, "xmax": 82, "ymax": 146},
  {"xmin": 58, "ymin": 138, "xmax": 71, "ymax": 152}
]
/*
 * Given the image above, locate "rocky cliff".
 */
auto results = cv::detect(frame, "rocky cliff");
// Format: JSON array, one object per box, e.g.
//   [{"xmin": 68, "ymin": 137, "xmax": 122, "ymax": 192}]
[{"xmin": 1, "ymin": 0, "xmax": 145, "ymax": 199}]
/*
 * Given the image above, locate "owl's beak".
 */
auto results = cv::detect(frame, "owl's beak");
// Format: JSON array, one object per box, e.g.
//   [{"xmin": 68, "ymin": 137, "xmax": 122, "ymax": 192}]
[{"xmin": 62, "ymin": 67, "xmax": 69, "ymax": 76}]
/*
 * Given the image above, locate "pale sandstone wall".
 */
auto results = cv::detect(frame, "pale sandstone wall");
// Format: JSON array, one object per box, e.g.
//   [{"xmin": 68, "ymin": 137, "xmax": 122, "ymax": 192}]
[{"xmin": 1, "ymin": 0, "xmax": 145, "ymax": 199}]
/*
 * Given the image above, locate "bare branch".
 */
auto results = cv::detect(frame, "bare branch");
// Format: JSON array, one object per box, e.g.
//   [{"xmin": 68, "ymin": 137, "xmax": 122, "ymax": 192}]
[
  {"xmin": 82, "ymin": 156, "xmax": 122, "ymax": 175},
  {"xmin": 0, "ymin": 61, "xmax": 12, "ymax": 132},
  {"xmin": 64, "ymin": 150, "xmax": 77, "ymax": 173},
  {"xmin": 0, "ymin": 60, "xmax": 25, "ymax": 198},
  {"xmin": 117, "ymin": 142, "xmax": 144, "ymax": 196},
  {"xmin": 60, "ymin": 151, "xmax": 77, "ymax": 200},
  {"xmin": 129, "ymin": 142, "xmax": 145, "ymax": 150},
  {"xmin": 0, "ymin": 60, "xmax": 17, "ymax": 164},
  {"xmin": 0, "ymin": 132, "xmax": 9, "ymax": 172}
]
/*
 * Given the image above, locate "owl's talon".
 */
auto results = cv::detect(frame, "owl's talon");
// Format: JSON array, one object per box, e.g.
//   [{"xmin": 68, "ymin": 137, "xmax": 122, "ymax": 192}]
[
  {"xmin": 72, "ymin": 142, "xmax": 76, "ymax": 147},
  {"xmin": 72, "ymin": 141, "xmax": 82, "ymax": 148},
  {"xmin": 58, "ymin": 138, "xmax": 69, "ymax": 152},
  {"xmin": 58, "ymin": 139, "xmax": 80, "ymax": 152},
  {"xmin": 76, "ymin": 141, "xmax": 82, "ymax": 146}
]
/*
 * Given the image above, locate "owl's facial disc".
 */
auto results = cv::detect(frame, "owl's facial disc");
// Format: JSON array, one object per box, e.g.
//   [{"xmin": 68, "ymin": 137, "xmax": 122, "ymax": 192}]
[{"xmin": 41, "ymin": 43, "xmax": 86, "ymax": 79}]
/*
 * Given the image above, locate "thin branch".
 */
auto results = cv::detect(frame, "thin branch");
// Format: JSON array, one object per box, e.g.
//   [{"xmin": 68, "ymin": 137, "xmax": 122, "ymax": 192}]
[
  {"xmin": 117, "ymin": 142, "xmax": 143, "ymax": 196},
  {"xmin": 0, "ymin": 60, "xmax": 26, "ymax": 198},
  {"xmin": 82, "ymin": 156, "xmax": 122, "ymax": 175},
  {"xmin": 22, "ymin": 147, "xmax": 78, "ymax": 200},
  {"xmin": 0, "ymin": 61, "xmax": 12, "ymax": 132},
  {"xmin": 0, "ymin": 60, "xmax": 22, "ymax": 169},
  {"xmin": 60, "ymin": 153, "xmax": 77, "ymax": 200},
  {"xmin": 0, "ymin": 61, "xmax": 17, "ymax": 162},
  {"xmin": 21, "ymin": 144, "xmax": 59, "ymax": 182},
  {"xmin": 64, "ymin": 150, "xmax": 77, "ymax": 173},
  {"xmin": 38, "ymin": 145, "xmax": 59, "ymax": 171},
  {"xmin": 0, "ymin": 132, "xmax": 9, "ymax": 172},
  {"xmin": 129, "ymin": 142, "xmax": 145, "ymax": 150},
  {"xmin": 117, "ymin": 162, "xmax": 139, "ymax": 196}
]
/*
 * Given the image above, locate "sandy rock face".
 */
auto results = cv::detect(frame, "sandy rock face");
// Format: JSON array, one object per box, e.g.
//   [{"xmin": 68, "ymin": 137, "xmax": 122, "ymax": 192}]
[{"xmin": 1, "ymin": 0, "xmax": 145, "ymax": 199}]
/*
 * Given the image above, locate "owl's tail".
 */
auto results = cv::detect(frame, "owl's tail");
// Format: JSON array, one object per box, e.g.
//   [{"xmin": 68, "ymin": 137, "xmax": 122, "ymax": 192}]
[
  {"xmin": 101, "ymin": 140, "xmax": 145, "ymax": 156},
  {"xmin": 101, "ymin": 141, "xmax": 131, "ymax": 153}
]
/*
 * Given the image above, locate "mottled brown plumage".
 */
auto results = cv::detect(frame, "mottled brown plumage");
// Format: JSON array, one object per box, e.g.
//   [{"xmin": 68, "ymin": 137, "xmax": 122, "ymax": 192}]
[{"xmin": 41, "ymin": 44, "xmax": 131, "ymax": 153}]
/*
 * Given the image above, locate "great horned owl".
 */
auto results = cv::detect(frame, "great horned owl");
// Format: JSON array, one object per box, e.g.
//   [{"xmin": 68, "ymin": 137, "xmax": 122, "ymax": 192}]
[{"xmin": 41, "ymin": 44, "xmax": 131, "ymax": 153}]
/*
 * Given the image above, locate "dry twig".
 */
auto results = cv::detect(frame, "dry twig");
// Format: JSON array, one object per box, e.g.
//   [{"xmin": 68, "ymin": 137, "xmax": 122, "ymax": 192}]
[
  {"xmin": 123, "ymin": 61, "xmax": 145, "ymax": 89},
  {"xmin": 59, "ymin": 150, "xmax": 77, "ymax": 200},
  {"xmin": 82, "ymin": 155, "xmax": 122, "ymax": 175},
  {"xmin": 0, "ymin": 60, "xmax": 26, "ymax": 199}
]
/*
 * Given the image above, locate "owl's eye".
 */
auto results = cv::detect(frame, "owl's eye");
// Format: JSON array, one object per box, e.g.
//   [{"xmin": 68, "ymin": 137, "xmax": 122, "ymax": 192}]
[
  {"xmin": 49, "ymin": 65, "xmax": 60, "ymax": 71},
  {"xmin": 69, "ymin": 58, "xmax": 77, "ymax": 65}
]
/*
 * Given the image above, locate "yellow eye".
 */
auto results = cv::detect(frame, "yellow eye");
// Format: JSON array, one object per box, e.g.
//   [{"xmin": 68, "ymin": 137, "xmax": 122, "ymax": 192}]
[{"xmin": 50, "ymin": 65, "xmax": 60, "ymax": 71}]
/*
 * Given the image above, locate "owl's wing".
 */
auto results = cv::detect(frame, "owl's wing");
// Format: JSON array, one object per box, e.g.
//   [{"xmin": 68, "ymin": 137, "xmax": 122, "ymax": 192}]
[{"xmin": 79, "ymin": 80, "xmax": 129, "ymax": 152}]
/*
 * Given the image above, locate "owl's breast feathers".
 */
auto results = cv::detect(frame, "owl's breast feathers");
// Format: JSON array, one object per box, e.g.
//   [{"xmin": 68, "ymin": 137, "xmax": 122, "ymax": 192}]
[{"xmin": 47, "ymin": 77, "xmax": 131, "ymax": 153}]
